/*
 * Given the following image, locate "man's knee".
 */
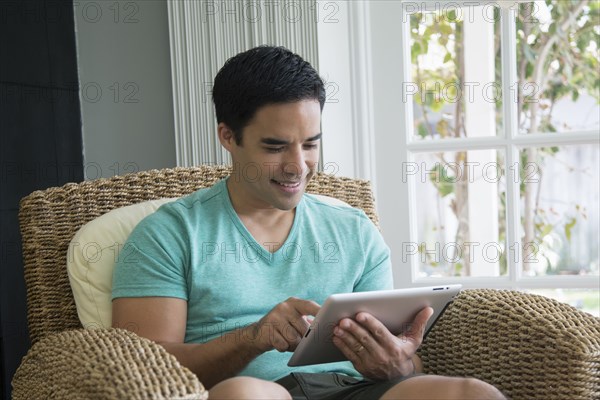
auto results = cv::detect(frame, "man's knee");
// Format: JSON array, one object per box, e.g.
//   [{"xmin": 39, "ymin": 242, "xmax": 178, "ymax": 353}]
[
  {"xmin": 380, "ymin": 375, "xmax": 507, "ymax": 400},
  {"xmin": 209, "ymin": 376, "xmax": 292, "ymax": 400},
  {"xmin": 461, "ymin": 378, "xmax": 507, "ymax": 400}
]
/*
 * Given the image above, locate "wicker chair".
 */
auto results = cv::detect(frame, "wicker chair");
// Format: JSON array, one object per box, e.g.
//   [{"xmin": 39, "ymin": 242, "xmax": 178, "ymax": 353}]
[{"xmin": 12, "ymin": 166, "xmax": 600, "ymax": 399}]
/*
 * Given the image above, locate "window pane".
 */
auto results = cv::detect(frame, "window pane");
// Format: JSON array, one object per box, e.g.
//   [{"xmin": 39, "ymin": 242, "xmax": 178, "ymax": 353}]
[
  {"xmin": 519, "ymin": 145, "xmax": 599, "ymax": 276},
  {"xmin": 409, "ymin": 4, "xmax": 503, "ymax": 140},
  {"xmin": 527, "ymin": 289, "xmax": 600, "ymax": 318},
  {"xmin": 516, "ymin": 1, "xmax": 600, "ymax": 134},
  {"xmin": 412, "ymin": 149, "xmax": 507, "ymax": 277}
]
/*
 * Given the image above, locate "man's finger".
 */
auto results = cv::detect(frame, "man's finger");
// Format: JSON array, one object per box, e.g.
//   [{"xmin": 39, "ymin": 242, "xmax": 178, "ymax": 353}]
[
  {"xmin": 286, "ymin": 299, "xmax": 319, "ymax": 338},
  {"xmin": 281, "ymin": 319, "xmax": 307, "ymax": 348},
  {"xmin": 334, "ymin": 318, "xmax": 377, "ymax": 355},
  {"xmin": 406, "ymin": 307, "xmax": 434, "ymax": 339},
  {"xmin": 290, "ymin": 298, "xmax": 321, "ymax": 317},
  {"xmin": 272, "ymin": 330, "xmax": 291, "ymax": 352},
  {"xmin": 288, "ymin": 316, "xmax": 310, "ymax": 339},
  {"xmin": 354, "ymin": 312, "xmax": 391, "ymax": 344},
  {"xmin": 332, "ymin": 335, "xmax": 361, "ymax": 365}
]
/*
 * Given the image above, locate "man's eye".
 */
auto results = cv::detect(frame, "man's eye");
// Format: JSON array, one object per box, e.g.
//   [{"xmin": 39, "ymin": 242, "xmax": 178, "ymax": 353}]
[
  {"xmin": 266, "ymin": 147, "xmax": 284, "ymax": 153},
  {"xmin": 304, "ymin": 143, "xmax": 319, "ymax": 150}
]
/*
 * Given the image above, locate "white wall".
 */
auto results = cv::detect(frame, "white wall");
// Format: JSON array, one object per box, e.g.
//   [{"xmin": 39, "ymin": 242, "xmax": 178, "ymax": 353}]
[{"xmin": 74, "ymin": 0, "xmax": 176, "ymax": 179}]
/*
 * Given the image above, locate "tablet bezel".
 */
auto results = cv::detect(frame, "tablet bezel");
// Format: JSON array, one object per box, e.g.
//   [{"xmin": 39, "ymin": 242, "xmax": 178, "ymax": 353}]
[{"xmin": 287, "ymin": 284, "xmax": 462, "ymax": 367}]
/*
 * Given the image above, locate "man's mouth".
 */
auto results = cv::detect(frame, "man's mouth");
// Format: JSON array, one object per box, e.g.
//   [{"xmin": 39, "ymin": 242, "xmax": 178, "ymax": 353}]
[{"xmin": 271, "ymin": 179, "xmax": 301, "ymax": 188}]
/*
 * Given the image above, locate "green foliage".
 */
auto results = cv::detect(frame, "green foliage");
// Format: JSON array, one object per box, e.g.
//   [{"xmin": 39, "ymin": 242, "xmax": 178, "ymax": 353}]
[
  {"xmin": 417, "ymin": 122, "xmax": 429, "ymax": 139},
  {"xmin": 454, "ymin": 262, "xmax": 463, "ymax": 276},
  {"xmin": 516, "ymin": 0, "xmax": 600, "ymax": 130},
  {"xmin": 429, "ymin": 163, "xmax": 455, "ymax": 197},
  {"xmin": 515, "ymin": 147, "xmax": 589, "ymax": 274},
  {"xmin": 564, "ymin": 217, "xmax": 577, "ymax": 242},
  {"xmin": 411, "ymin": 10, "xmax": 464, "ymax": 139}
]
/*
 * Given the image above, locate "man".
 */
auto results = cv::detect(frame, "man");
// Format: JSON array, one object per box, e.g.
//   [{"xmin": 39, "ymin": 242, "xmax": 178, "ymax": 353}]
[{"xmin": 112, "ymin": 46, "xmax": 506, "ymax": 399}]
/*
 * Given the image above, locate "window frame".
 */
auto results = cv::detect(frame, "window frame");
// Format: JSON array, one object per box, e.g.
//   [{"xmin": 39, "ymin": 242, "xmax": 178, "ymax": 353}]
[{"xmin": 320, "ymin": 0, "xmax": 600, "ymax": 290}]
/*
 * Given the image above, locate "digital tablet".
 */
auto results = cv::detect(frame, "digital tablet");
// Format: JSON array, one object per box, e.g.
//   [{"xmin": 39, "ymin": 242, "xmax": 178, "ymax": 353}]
[{"xmin": 287, "ymin": 284, "xmax": 461, "ymax": 367}]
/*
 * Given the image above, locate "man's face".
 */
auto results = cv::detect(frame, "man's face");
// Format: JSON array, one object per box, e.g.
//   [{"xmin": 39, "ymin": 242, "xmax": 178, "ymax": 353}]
[{"xmin": 219, "ymin": 100, "xmax": 322, "ymax": 211}]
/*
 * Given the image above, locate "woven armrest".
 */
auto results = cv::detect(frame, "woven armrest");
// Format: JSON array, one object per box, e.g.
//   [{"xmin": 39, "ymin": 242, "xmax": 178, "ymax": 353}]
[
  {"xmin": 418, "ymin": 289, "xmax": 600, "ymax": 400},
  {"xmin": 12, "ymin": 328, "xmax": 207, "ymax": 400}
]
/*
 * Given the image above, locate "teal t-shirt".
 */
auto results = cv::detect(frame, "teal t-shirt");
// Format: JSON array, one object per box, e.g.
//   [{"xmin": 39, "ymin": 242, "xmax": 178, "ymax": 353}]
[{"xmin": 112, "ymin": 178, "xmax": 392, "ymax": 381}]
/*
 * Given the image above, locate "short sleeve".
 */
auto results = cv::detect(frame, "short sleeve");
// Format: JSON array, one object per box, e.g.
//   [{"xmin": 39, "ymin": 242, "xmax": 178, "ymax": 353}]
[
  {"xmin": 112, "ymin": 204, "xmax": 189, "ymax": 301},
  {"xmin": 353, "ymin": 212, "xmax": 393, "ymax": 292}
]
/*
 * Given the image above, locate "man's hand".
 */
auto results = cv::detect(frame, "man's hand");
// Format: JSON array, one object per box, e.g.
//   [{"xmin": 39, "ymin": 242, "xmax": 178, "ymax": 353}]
[
  {"xmin": 247, "ymin": 297, "xmax": 320, "ymax": 353},
  {"xmin": 332, "ymin": 307, "xmax": 434, "ymax": 381}
]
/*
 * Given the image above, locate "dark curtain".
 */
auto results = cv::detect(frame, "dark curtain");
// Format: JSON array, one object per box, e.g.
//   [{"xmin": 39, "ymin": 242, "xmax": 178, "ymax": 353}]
[{"xmin": 0, "ymin": 1, "xmax": 84, "ymax": 398}]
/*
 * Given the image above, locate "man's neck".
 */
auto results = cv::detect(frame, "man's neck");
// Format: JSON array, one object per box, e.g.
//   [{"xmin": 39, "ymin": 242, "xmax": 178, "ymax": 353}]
[
  {"xmin": 226, "ymin": 179, "xmax": 295, "ymax": 214},
  {"xmin": 225, "ymin": 179, "xmax": 297, "ymax": 252},
  {"xmin": 225, "ymin": 178, "xmax": 295, "ymax": 221}
]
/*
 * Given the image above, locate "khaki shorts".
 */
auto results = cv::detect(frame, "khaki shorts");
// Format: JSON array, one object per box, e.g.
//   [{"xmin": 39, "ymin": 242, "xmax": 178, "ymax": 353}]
[{"xmin": 275, "ymin": 372, "xmax": 422, "ymax": 400}]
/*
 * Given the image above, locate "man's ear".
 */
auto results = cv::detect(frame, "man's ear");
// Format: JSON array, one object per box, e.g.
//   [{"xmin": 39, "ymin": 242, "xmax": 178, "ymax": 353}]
[{"xmin": 217, "ymin": 123, "xmax": 237, "ymax": 152}]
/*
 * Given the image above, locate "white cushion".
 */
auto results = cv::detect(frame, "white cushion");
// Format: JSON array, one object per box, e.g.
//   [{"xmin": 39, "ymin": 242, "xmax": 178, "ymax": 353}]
[
  {"xmin": 67, "ymin": 198, "xmax": 177, "ymax": 329},
  {"xmin": 311, "ymin": 194, "xmax": 351, "ymax": 208},
  {"xmin": 66, "ymin": 193, "xmax": 350, "ymax": 329}
]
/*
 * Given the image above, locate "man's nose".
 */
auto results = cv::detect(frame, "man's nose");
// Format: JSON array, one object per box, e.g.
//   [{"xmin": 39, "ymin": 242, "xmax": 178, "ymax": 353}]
[{"xmin": 283, "ymin": 148, "xmax": 305, "ymax": 177}]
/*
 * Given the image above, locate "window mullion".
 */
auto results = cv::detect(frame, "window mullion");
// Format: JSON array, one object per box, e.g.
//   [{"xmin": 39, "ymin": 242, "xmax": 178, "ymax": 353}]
[
  {"xmin": 501, "ymin": 7, "xmax": 521, "ymax": 288},
  {"xmin": 406, "ymin": 136, "xmax": 508, "ymax": 152},
  {"xmin": 511, "ymin": 131, "xmax": 600, "ymax": 147},
  {"xmin": 369, "ymin": 0, "xmax": 414, "ymax": 288},
  {"xmin": 400, "ymin": 3, "xmax": 415, "ymax": 144},
  {"xmin": 406, "ymin": 130, "xmax": 600, "ymax": 153},
  {"xmin": 400, "ymin": 3, "xmax": 420, "ymax": 285},
  {"xmin": 415, "ymin": 275, "xmax": 599, "ymax": 289}
]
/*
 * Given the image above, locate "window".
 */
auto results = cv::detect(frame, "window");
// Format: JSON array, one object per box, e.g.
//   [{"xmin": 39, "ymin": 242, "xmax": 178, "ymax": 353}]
[{"xmin": 322, "ymin": 1, "xmax": 599, "ymax": 314}]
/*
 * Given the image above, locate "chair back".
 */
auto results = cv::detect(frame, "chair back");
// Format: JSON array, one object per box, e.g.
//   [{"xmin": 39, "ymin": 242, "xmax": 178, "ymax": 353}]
[{"xmin": 18, "ymin": 166, "xmax": 379, "ymax": 344}]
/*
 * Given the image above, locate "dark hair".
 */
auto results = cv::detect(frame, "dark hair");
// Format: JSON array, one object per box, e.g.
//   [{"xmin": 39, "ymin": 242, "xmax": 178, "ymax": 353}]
[{"xmin": 212, "ymin": 45, "xmax": 326, "ymax": 144}]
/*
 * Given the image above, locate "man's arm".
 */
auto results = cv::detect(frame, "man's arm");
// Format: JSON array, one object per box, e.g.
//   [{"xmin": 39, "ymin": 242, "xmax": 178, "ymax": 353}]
[
  {"xmin": 112, "ymin": 297, "xmax": 261, "ymax": 388},
  {"xmin": 112, "ymin": 296, "xmax": 320, "ymax": 389}
]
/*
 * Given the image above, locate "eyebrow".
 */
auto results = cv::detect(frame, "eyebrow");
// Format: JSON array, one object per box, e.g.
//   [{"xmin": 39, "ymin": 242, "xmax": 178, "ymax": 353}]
[{"xmin": 261, "ymin": 133, "xmax": 322, "ymax": 146}]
